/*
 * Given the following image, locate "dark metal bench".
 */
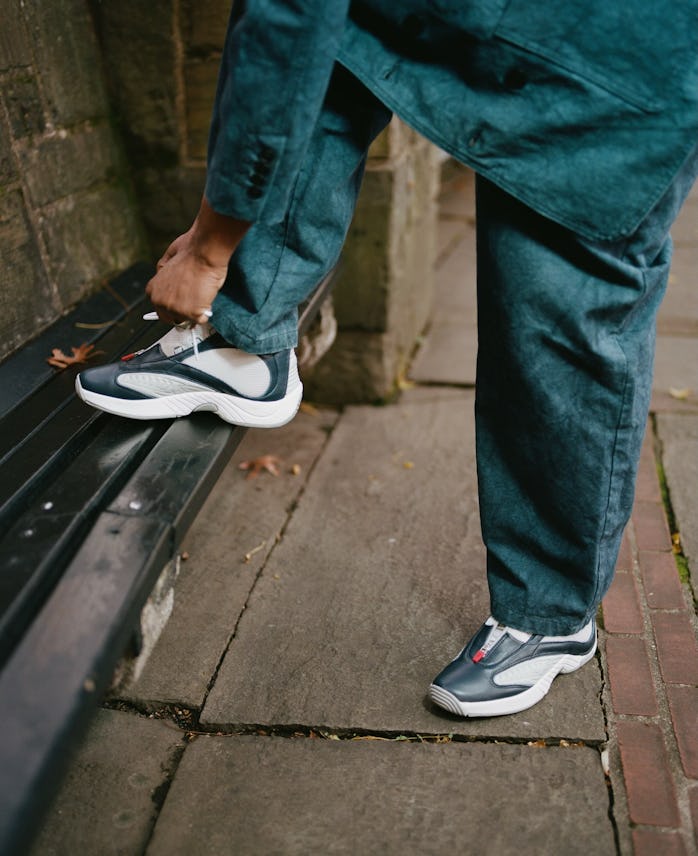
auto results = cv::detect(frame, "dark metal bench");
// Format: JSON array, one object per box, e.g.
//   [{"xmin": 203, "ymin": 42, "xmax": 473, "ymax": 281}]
[{"xmin": 0, "ymin": 263, "xmax": 334, "ymax": 854}]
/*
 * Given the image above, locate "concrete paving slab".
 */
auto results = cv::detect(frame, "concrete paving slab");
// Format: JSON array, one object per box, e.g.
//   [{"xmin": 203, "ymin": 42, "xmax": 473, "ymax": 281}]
[
  {"xmin": 30, "ymin": 709, "xmax": 183, "ymax": 856},
  {"xmin": 653, "ymin": 336, "xmax": 698, "ymax": 399},
  {"xmin": 411, "ymin": 319, "xmax": 478, "ymax": 387},
  {"xmin": 114, "ymin": 408, "xmax": 338, "ymax": 710},
  {"xmin": 670, "ymin": 186, "xmax": 698, "ymax": 247},
  {"xmin": 202, "ymin": 392, "xmax": 605, "ymax": 741},
  {"xmin": 660, "ymin": 251, "xmax": 698, "ymax": 330},
  {"xmin": 656, "ymin": 412, "xmax": 698, "ymax": 593},
  {"xmin": 146, "ymin": 735, "xmax": 615, "ymax": 856}
]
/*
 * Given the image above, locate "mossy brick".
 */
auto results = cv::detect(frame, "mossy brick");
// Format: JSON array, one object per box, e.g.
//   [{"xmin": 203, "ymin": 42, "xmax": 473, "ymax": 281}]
[
  {"xmin": 0, "ymin": 2, "xmax": 33, "ymax": 70},
  {"xmin": 41, "ymin": 185, "xmax": 145, "ymax": 308},
  {"xmin": 22, "ymin": 0, "xmax": 108, "ymax": 125},
  {"xmin": 182, "ymin": 0, "xmax": 230, "ymax": 52},
  {"xmin": 0, "ymin": 191, "xmax": 57, "ymax": 361},
  {"xmin": 94, "ymin": 0, "xmax": 180, "ymax": 160},
  {"xmin": 19, "ymin": 124, "xmax": 122, "ymax": 208},
  {"xmin": 184, "ymin": 57, "xmax": 220, "ymax": 161},
  {"xmin": 3, "ymin": 73, "xmax": 45, "ymax": 139}
]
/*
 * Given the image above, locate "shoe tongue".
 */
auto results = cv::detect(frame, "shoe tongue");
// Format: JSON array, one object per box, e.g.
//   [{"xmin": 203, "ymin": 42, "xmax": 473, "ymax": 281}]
[
  {"xmin": 157, "ymin": 322, "xmax": 212, "ymax": 357},
  {"xmin": 473, "ymin": 622, "xmax": 531, "ymax": 662}
]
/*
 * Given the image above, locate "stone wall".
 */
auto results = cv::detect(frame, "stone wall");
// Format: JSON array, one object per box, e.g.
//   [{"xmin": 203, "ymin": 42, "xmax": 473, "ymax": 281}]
[
  {"xmin": 304, "ymin": 123, "xmax": 441, "ymax": 403},
  {"xmin": 0, "ymin": 0, "xmax": 146, "ymax": 362},
  {"xmin": 92, "ymin": 0, "xmax": 441, "ymax": 402},
  {"xmin": 3, "ymin": 0, "xmax": 440, "ymax": 400},
  {"xmin": 91, "ymin": 0, "xmax": 225, "ymax": 250}
]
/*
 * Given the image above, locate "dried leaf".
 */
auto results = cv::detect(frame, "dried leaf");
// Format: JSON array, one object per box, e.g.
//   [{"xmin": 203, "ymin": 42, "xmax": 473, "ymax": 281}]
[
  {"xmin": 403, "ymin": 460, "xmax": 414, "ymax": 469},
  {"xmin": 47, "ymin": 342, "xmax": 102, "ymax": 369},
  {"xmin": 290, "ymin": 463, "xmax": 302, "ymax": 476},
  {"xmin": 238, "ymin": 454, "xmax": 283, "ymax": 479},
  {"xmin": 299, "ymin": 402, "xmax": 319, "ymax": 416},
  {"xmin": 669, "ymin": 387, "xmax": 692, "ymax": 400}
]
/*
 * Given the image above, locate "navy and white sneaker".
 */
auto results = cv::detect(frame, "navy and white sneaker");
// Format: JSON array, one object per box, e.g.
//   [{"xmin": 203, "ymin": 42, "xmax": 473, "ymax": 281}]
[
  {"xmin": 428, "ymin": 616, "xmax": 597, "ymax": 717},
  {"xmin": 75, "ymin": 316, "xmax": 302, "ymax": 428}
]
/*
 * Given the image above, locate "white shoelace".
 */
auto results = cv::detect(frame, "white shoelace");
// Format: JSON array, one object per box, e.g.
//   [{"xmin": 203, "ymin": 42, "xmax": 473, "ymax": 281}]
[{"xmin": 143, "ymin": 312, "xmax": 205, "ymax": 360}]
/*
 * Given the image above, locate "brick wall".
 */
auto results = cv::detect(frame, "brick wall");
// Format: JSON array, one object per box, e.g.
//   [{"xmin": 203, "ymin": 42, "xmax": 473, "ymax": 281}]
[{"xmin": 0, "ymin": 0, "xmax": 146, "ymax": 362}]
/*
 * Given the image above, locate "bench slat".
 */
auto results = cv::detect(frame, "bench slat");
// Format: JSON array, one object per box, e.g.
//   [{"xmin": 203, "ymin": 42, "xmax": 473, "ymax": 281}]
[
  {"xmin": 0, "ymin": 320, "xmax": 168, "ymax": 525},
  {"xmin": 0, "ymin": 263, "xmax": 154, "ymax": 418},
  {"xmin": 0, "ymin": 419, "xmax": 169, "ymax": 665},
  {"xmin": 0, "ymin": 512, "xmax": 172, "ymax": 856}
]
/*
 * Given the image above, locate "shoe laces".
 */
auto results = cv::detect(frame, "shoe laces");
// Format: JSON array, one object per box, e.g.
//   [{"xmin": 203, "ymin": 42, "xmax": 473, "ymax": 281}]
[{"xmin": 142, "ymin": 312, "xmax": 208, "ymax": 360}]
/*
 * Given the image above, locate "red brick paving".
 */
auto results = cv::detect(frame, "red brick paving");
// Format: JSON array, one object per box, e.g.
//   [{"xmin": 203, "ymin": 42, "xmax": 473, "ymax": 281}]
[
  {"xmin": 667, "ymin": 685, "xmax": 698, "ymax": 779},
  {"xmin": 603, "ymin": 571, "xmax": 644, "ymax": 634},
  {"xmin": 632, "ymin": 501, "xmax": 673, "ymax": 551},
  {"xmin": 616, "ymin": 532, "xmax": 634, "ymax": 571},
  {"xmin": 617, "ymin": 721, "xmax": 680, "ymax": 826},
  {"xmin": 632, "ymin": 829, "xmax": 688, "ymax": 856},
  {"xmin": 606, "ymin": 636, "xmax": 657, "ymax": 715},
  {"xmin": 651, "ymin": 610, "xmax": 698, "ymax": 685},
  {"xmin": 639, "ymin": 551, "xmax": 686, "ymax": 609},
  {"xmin": 634, "ymin": 458, "xmax": 662, "ymax": 503},
  {"xmin": 603, "ymin": 433, "xmax": 698, "ymax": 853}
]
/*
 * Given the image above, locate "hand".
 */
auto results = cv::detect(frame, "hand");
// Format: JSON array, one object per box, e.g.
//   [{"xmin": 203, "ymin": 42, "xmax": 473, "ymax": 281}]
[{"xmin": 146, "ymin": 199, "xmax": 250, "ymax": 326}]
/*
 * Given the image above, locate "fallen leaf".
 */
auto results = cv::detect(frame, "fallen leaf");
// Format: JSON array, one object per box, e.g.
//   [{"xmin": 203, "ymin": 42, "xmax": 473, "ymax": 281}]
[
  {"xmin": 47, "ymin": 342, "xmax": 102, "ymax": 369},
  {"xmin": 238, "ymin": 455, "xmax": 283, "ymax": 479},
  {"xmin": 299, "ymin": 402, "xmax": 319, "ymax": 416},
  {"xmin": 403, "ymin": 461, "xmax": 414, "ymax": 469},
  {"xmin": 290, "ymin": 463, "xmax": 302, "ymax": 476},
  {"xmin": 669, "ymin": 387, "xmax": 693, "ymax": 400}
]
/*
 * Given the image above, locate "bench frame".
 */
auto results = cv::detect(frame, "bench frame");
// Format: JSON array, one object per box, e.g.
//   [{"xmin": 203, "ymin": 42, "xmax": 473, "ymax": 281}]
[{"xmin": 0, "ymin": 264, "xmax": 335, "ymax": 854}]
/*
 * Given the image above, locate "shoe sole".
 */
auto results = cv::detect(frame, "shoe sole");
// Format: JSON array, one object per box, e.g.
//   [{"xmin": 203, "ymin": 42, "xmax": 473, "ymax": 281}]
[
  {"xmin": 428, "ymin": 641, "xmax": 597, "ymax": 718},
  {"xmin": 75, "ymin": 377, "xmax": 303, "ymax": 429}
]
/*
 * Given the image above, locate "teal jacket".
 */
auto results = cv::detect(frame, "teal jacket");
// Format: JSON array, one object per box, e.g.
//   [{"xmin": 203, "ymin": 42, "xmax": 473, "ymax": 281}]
[{"xmin": 205, "ymin": 1, "xmax": 698, "ymax": 242}]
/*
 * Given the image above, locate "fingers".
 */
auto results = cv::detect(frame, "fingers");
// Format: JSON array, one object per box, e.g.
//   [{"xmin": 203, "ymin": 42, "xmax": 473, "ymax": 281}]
[
  {"xmin": 156, "ymin": 247, "xmax": 176, "ymax": 272},
  {"xmin": 194, "ymin": 309, "xmax": 214, "ymax": 326}
]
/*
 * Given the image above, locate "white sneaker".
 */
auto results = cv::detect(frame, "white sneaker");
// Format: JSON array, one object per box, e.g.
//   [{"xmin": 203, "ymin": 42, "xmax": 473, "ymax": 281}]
[{"xmin": 75, "ymin": 318, "xmax": 302, "ymax": 428}]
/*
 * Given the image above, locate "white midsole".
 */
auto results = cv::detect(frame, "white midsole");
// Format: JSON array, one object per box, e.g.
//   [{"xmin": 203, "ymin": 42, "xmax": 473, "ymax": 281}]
[
  {"xmin": 75, "ymin": 377, "xmax": 303, "ymax": 429},
  {"xmin": 428, "ymin": 642, "xmax": 597, "ymax": 718}
]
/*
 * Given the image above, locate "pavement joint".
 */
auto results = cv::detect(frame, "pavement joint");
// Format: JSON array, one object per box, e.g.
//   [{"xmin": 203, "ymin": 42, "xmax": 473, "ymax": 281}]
[{"xmin": 193, "ymin": 416, "xmax": 341, "ymax": 725}]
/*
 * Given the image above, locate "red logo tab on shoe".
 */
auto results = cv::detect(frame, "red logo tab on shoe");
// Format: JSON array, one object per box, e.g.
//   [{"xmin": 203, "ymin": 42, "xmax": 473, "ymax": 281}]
[
  {"xmin": 121, "ymin": 352, "xmax": 136, "ymax": 362},
  {"xmin": 473, "ymin": 649, "xmax": 486, "ymax": 663}
]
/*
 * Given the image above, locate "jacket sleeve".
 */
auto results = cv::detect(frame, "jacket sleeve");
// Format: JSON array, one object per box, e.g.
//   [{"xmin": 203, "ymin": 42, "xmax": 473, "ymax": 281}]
[{"xmin": 204, "ymin": 0, "xmax": 350, "ymax": 224}]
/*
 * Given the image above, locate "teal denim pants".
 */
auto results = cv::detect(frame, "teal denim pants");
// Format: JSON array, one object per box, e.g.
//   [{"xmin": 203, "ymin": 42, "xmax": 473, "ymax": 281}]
[{"xmin": 210, "ymin": 65, "xmax": 697, "ymax": 635}]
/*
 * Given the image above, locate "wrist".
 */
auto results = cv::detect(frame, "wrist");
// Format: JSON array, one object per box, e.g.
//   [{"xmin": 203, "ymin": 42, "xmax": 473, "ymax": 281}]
[{"xmin": 190, "ymin": 197, "xmax": 251, "ymax": 268}]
